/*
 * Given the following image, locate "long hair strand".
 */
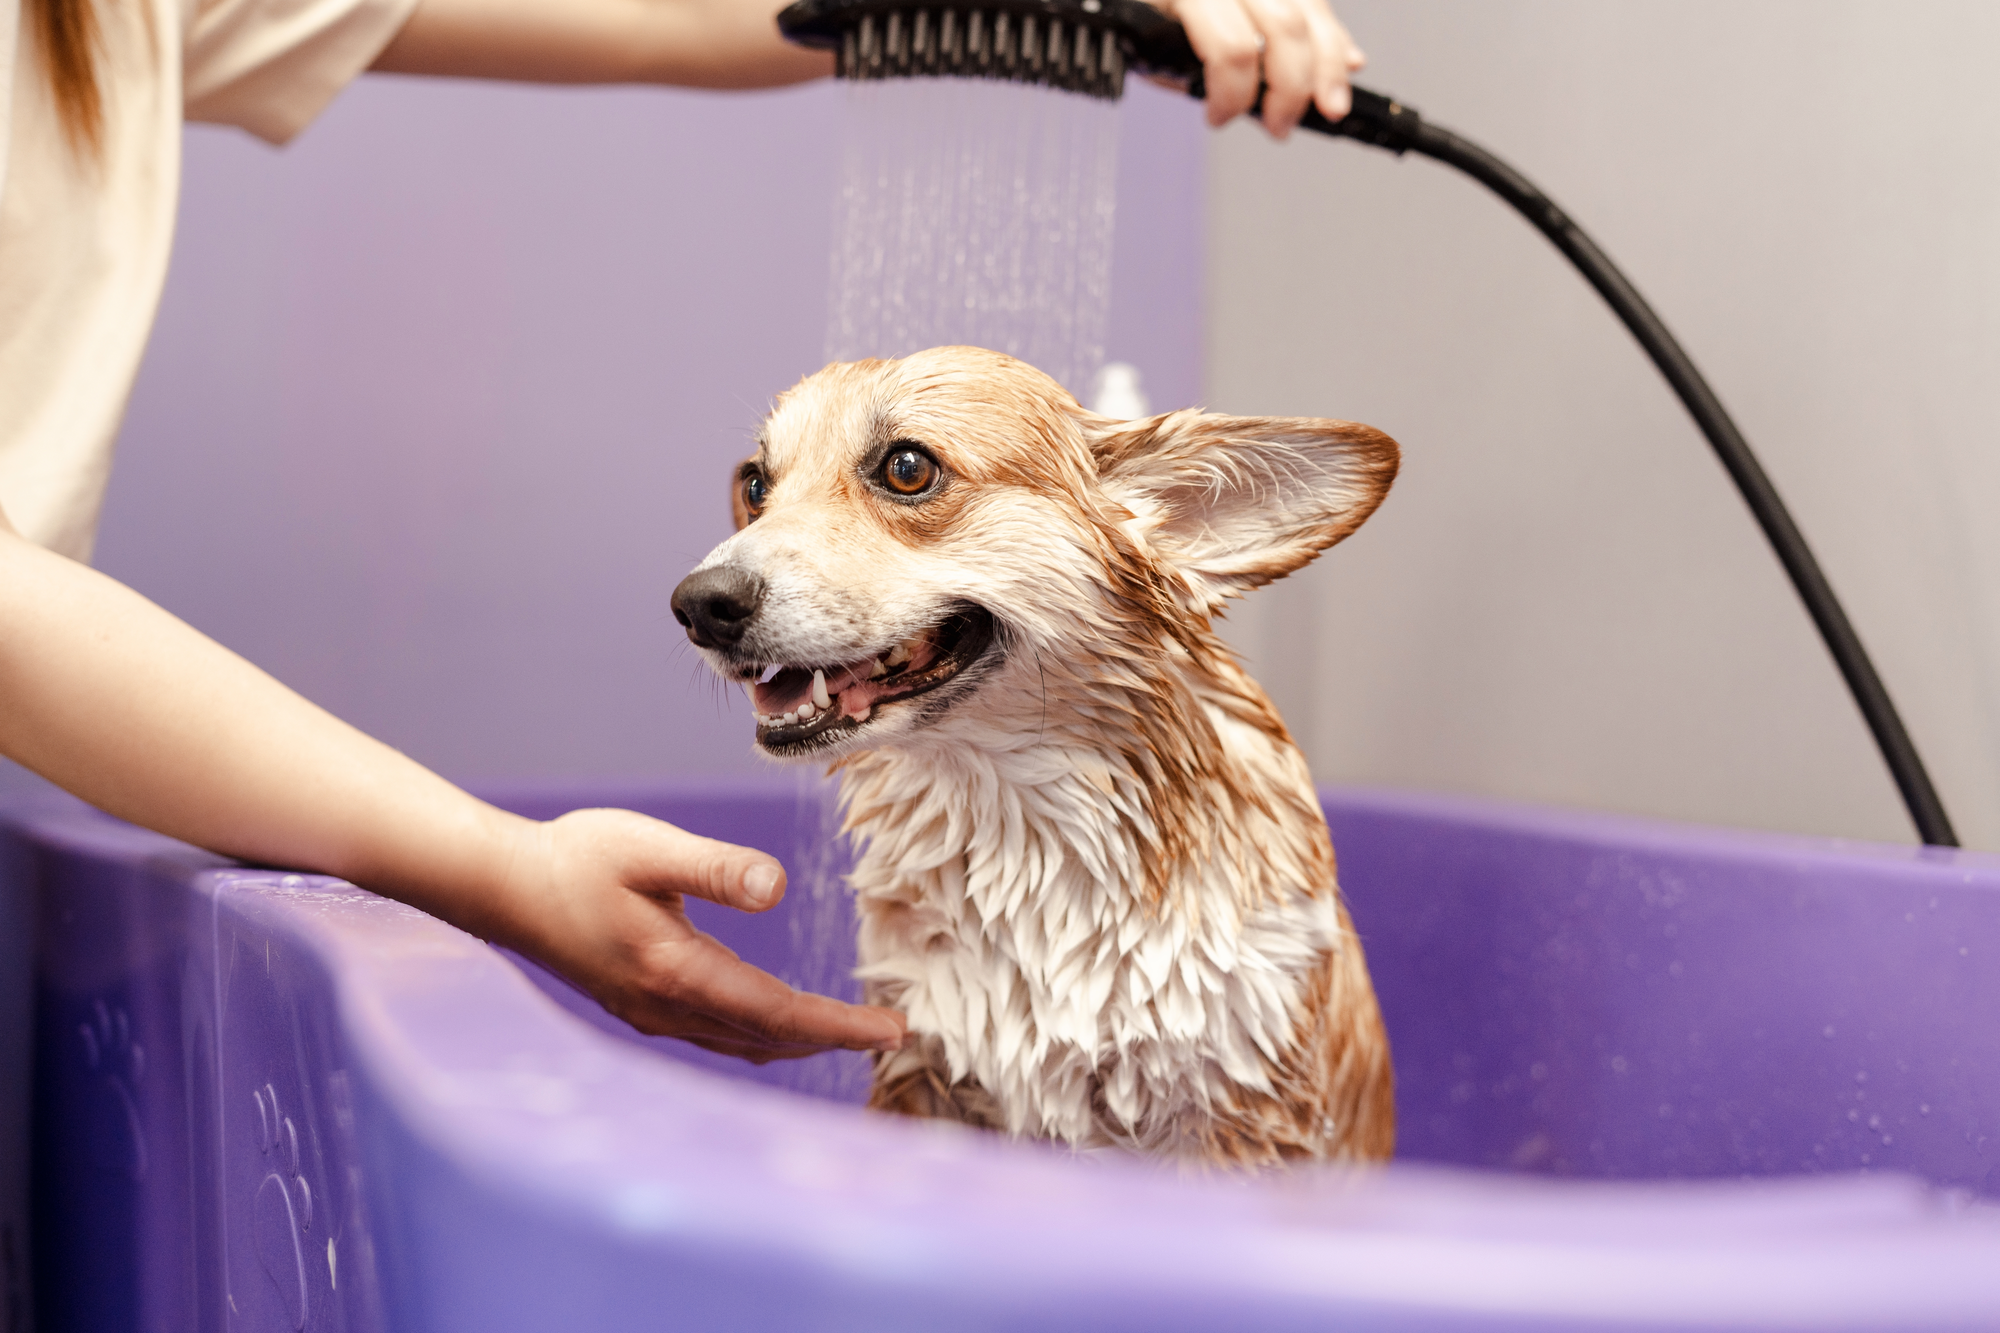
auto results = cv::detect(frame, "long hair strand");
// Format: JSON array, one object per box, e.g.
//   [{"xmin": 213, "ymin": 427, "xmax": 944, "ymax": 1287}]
[{"xmin": 30, "ymin": 0, "xmax": 104, "ymax": 155}]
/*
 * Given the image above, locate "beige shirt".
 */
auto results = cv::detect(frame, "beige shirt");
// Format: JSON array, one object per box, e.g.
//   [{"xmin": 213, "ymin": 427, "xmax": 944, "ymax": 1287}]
[{"xmin": 0, "ymin": 0, "xmax": 416, "ymax": 560}]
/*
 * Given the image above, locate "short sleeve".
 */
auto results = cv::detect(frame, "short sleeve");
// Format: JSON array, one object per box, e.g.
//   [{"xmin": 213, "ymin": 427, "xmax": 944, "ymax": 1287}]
[{"xmin": 183, "ymin": 0, "xmax": 421, "ymax": 144}]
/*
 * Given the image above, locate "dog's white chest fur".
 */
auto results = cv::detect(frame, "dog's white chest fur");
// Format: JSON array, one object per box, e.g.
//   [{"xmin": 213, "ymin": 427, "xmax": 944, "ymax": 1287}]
[{"xmin": 844, "ymin": 701, "xmax": 1344, "ymax": 1154}]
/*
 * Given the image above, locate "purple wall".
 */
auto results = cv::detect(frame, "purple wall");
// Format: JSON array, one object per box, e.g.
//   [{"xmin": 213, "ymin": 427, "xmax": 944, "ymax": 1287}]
[{"xmin": 91, "ymin": 75, "xmax": 1203, "ymax": 784}]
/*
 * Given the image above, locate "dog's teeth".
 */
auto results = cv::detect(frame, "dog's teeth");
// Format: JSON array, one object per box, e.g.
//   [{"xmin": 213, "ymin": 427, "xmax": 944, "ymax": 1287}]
[
  {"xmin": 782, "ymin": 710, "xmax": 797, "ymax": 725},
  {"xmin": 798, "ymin": 701, "xmax": 816, "ymax": 720},
  {"xmin": 868, "ymin": 659, "xmax": 888, "ymax": 679},
  {"xmin": 812, "ymin": 669, "xmax": 831, "ymax": 710},
  {"xmin": 886, "ymin": 642, "xmax": 911, "ymax": 667}
]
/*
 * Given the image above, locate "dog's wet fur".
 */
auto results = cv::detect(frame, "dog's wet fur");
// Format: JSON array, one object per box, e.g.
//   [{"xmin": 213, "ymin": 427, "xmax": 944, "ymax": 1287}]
[{"xmin": 674, "ymin": 346, "xmax": 1399, "ymax": 1168}]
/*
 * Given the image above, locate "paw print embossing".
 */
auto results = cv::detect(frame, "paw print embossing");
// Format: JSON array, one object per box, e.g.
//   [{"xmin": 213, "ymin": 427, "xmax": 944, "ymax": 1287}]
[
  {"xmin": 79, "ymin": 1000, "xmax": 145, "ymax": 1181},
  {"xmin": 251, "ymin": 1082, "xmax": 318, "ymax": 1330}
]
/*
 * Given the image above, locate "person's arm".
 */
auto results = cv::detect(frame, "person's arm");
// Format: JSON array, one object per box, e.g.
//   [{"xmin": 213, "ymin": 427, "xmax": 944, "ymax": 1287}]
[
  {"xmin": 0, "ymin": 512, "xmax": 903, "ymax": 1061},
  {"xmin": 370, "ymin": 0, "xmax": 831, "ymax": 89},
  {"xmin": 370, "ymin": 0, "xmax": 1363, "ymax": 137}
]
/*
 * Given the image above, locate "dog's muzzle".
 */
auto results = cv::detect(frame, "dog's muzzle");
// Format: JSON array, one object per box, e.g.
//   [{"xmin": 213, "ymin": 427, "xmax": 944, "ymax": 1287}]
[{"xmin": 671, "ymin": 566, "xmax": 765, "ymax": 649}]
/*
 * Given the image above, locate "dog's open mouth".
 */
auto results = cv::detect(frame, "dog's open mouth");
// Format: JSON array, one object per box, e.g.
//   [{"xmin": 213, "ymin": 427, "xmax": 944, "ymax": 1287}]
[{"xmin": 743, "ymin": 606, "xmax": 996, "ymax": 751}]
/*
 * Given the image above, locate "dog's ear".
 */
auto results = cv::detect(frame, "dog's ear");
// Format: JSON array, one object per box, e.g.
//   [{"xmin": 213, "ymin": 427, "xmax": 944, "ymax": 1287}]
[{"xmin": 1087, "ymin": 410, "xmax": 1399, "ymax": 611}]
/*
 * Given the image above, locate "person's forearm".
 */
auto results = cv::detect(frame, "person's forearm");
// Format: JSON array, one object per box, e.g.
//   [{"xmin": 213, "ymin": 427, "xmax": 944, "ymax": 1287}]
[
  {"xmin": 0, "ymin": 527, "xmax": 530, "ymax": 934},
  {"xmin": 371, "ymin": 0, "xmax": 830, "ymax": 89},
  {"xmin": 0, "ymin": 517, "xmax": 903, "ymax": 1057}
]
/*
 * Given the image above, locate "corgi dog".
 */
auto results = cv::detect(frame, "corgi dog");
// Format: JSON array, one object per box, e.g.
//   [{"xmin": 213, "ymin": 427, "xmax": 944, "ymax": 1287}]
[{"xmin": 671, "ymin": 346, "xmax": 1399, "ymax": 1168}]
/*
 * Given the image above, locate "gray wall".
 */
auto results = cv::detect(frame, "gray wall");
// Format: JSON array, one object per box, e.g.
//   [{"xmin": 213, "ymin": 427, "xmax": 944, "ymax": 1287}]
[
  {"xmin": 1211, "ymin": 1, "xmax": 2000, "ymax": 850},
  {"xmin": 69, "ymin": 75, "xmax": 1202, "ymax": 789}
]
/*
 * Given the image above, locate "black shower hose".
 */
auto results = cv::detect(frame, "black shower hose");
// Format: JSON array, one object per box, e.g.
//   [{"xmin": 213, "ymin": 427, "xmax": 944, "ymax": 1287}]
[{"xmin": 1291, "ymin": 88, "xmax": 1959, "ymax": 848}]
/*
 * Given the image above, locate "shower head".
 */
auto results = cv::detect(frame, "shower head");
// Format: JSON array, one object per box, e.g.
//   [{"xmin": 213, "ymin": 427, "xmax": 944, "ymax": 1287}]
[
  {"xmin": 778, "ymin": 0, "xmax": 1196, "ymax": 101},
  {"xmin": 777, "ymin": 0, "xmax": 1423, "ymax": 148}
]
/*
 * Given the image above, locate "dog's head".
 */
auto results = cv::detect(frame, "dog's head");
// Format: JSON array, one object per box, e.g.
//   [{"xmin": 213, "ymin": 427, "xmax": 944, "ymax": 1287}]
[{"xmin": 672, "ymin": 347, "xmax": 1398, "ymax": 760}]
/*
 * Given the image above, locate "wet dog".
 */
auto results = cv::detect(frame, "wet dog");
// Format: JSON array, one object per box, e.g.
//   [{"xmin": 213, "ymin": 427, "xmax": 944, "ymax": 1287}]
[{"xmin": 672, "ymin": 346, "xmax": 1399, "ymax": 1167}]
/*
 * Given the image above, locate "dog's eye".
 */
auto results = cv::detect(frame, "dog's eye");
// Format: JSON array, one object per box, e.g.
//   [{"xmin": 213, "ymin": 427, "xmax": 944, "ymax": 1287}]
[
  {"xmin": 742, "ymin": 472, "xmax": 768, "ymax": 517},
  {"xmin": 881, "ymin": 446, "xmax": 940, "ymax": 497}
]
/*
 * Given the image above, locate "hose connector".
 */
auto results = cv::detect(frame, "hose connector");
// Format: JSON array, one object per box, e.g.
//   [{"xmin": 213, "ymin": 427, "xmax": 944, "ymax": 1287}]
[{"xmin": 1303, "ymin": 87, "xmax": 1424, "ymax": 155}]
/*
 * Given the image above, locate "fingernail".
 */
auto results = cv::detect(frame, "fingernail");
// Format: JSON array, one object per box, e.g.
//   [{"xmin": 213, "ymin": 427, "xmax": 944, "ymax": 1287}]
[{"xmin": 742, "ymin": 863, "xmax": 781, "ymax": 908}]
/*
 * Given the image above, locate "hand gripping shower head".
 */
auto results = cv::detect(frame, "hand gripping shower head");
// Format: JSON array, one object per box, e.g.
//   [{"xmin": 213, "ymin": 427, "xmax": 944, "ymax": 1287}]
[
  {"xmin": 777, "ymin": 0, "xmax": 1184, "ymax": 101},
  {"xmin": 776, "ymin": 0, "xmax": 1425, "ymax": 148}
]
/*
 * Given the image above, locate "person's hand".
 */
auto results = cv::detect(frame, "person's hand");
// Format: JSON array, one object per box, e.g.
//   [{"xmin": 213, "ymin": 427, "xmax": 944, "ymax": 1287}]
[
  {"xmin": 0, "ymin": 514, "xmax": 899, "ymax": 1064},
  {"xmin": 1153, "ymin": 0, "xmax": 1365, "ymax": 139},
  {"xmin": 489, "ymin": 808, "xmax": 906, "ymax": 1062}
]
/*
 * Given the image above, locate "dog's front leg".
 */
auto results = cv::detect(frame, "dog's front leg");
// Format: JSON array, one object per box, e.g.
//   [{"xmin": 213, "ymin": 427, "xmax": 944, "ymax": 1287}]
[{"xmin": 866, "ymin": 1032, "xmax": 1006, "ymax": 1129}]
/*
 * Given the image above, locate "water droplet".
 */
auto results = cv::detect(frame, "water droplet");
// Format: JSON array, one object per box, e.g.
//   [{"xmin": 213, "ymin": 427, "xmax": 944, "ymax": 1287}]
[{"xmin": 254, "ymin": 1174, "xmax": 306, "ymax": 1329}]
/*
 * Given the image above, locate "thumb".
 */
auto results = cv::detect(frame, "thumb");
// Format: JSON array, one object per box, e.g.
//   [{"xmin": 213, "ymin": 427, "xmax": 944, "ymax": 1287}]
[{"xmin": 580, "ymin": 809, "xmax": 788, "ymax": 913}]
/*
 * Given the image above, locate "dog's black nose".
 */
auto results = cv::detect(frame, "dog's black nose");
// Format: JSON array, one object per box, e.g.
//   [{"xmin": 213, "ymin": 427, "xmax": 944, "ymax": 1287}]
[{"xmin": 671, "ymin": 566, "xmax": 765, "ymax": 648}]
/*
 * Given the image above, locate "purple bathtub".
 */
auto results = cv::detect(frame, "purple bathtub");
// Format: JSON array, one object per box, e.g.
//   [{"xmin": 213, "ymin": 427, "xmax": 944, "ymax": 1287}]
[{"xmin": 8, "ymin": 779, "xmax": 2000, "ymax": 1330}]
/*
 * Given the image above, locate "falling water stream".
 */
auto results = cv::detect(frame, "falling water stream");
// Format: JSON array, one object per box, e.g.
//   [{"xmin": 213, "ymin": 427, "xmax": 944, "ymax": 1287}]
[
  {"xmin": 824, "ymin": 78, "xmax": 1123, "ymax": 396},
  {"xmin": 771, "ymin": 78, "xmax": 1127, "ymax": 1096}
]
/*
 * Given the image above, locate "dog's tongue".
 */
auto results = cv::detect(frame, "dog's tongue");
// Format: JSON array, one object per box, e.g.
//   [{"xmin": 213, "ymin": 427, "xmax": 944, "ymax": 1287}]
[
  {"xmin": 754, "ymin": 662, "xmax": 884, "ymax": 718},
  {"xmin": 751, "ymin": 667, "xmax": 817, "ymax": 715},
  {"xmin": 751, "ymin": 636, "xmax": 943, "ymax": 720}
]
